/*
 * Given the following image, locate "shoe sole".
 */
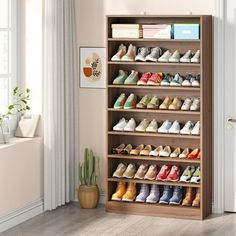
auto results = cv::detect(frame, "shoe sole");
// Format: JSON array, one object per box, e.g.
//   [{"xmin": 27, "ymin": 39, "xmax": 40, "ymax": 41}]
[
  {"xmin": 169, "ymin": 201, "xmax": 181, "ymax": 205},
  {"xmin": 111, "ymin": 197, "xmax": 122, "ymax": 201},
  {"xmin": 122, "ymin": 198, "xmax": 135, "ymax": 202},
  {"xmin": 159, "ymin": 201, "xmax": 169, "ymax": 204}
]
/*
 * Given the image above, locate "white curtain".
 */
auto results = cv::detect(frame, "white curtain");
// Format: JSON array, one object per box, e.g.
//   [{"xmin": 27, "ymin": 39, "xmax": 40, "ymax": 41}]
[{"xmin": 43, "ymin": 0, "xmax": 78, "ymax": 210}]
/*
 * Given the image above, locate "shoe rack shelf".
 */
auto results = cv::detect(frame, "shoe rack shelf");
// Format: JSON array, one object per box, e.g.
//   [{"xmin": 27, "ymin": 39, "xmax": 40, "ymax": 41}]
[{"xmin": 106, "ymin": 15, "xmax": 212, "ymax": 220}]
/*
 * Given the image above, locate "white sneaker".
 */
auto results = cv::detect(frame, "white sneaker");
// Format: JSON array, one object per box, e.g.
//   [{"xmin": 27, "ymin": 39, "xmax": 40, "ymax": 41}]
[
  {"xmin": 111, "ymin": 44, "xmax": 126, "ymax": 61},
  {"xmin": 124, "ymin": 118, "xmax": 136, "ymax": 132},
  {"xmin": 182, "ymin": 74, "xmax": 193, "ymax": 87},
  {"xmin": 191, "ymin": 121, "xmax": 200, "ymax": 135},
  {"xmin": 136, "ymin": 184, "xmax": 149, "ymax": 202},
  {"xmin": 190, "ymin": 98, "xmax": 200, "ymax": 111},
  {"xmin": 158, "ymin": 120, "xmax": 172, "ymax": 133},
  {"xmin": 145, "ymin": 47, "xmax": 162, "ymax": 62},
  {"xmin": 146, "ymin": 119, "xmax": 158, "ymax": 132},
  {"xmin": 180, "ymin": 50, "xmax": 192, "ymax": 63},
  {"xmin": 180, "ymin": 121, "xmax": 193, "ymax": 135},
  {"xmin": 149, "ymin": 146, "xmax": 163, "ymax": 157},
  {"xmin": 168, "ymin": 120, "xmax": 180, "ymax": 134},
  {"xmin": 113, "ymin": 118, "xmax": 127, "ymax": 131},
  {"xmin": 135, "ymin": 47, "xmax": 150, "ymax": 62},
  {"xmin": 159, "ymin": 146, "xmax": 171, "ymax": 157},
  {"xmin": 170, "ymin": 73, "xmax": 183, "ymax": 86},
  {"xmin": 146, "ymin": 184, "xmax": 160, "ymax": 203},
  {"xmin": 181, "ymin": 98, "xmax": 193, "ymax": 110},
  {"xmin": 191, "ymin": 74, "xmax": 200, "ymax": 87},
  {"xmin": 191, "ymin": 50, "xmax": 200, "ymax": 63},
  {"xmin": 121, "ymin": 44, "xmax": 136, "ymax": 61},
  {"xmin": 158, "ymin": 50, "xmax": 172, "ymax": 62},
  {"xmin": 136, "ymin": 119, "xmax": 149, "ymax": 132},
  {"xmin": 169, "ymin": 50, "xmax": 180, "ymax": 63}
]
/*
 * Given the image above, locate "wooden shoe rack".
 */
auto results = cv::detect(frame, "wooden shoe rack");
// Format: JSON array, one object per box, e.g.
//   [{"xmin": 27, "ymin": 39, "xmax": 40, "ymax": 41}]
[{"xmin": 106, "ymin": 15, "xmax": 212, "ymax": 220}]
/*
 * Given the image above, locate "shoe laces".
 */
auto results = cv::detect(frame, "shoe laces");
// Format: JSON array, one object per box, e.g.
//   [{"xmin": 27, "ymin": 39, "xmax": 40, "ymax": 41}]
[
  {"xmin": 150, "ymin": 47, "xmax": 162, "ymax": 56},
  {"xmin": 170, "ymin": 165, "xmax": 178, "ymax": 174},
  {"xmin": 126, "ymin": 94, "xmax": 135, "ymax": 102},
  {"xmin": 138, "ymin": 47, "xmax": 149, "ymax": 57}
]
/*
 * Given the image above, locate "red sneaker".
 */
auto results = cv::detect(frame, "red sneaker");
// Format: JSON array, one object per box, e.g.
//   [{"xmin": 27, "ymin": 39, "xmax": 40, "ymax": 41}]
[
  {"xmin": 137, "ymin": 72, "xmax": 152, "ymax": 85},
  {"xmin": 166, "ymin": 165, "xmax": 180, "ymax": 182},
  {"xmin": 156, "ymin": 164, "xmax": 171, "ymax": 181},
  {"xmin": 187, "ymin": 148, "xmax": 200, "ymax": 159},
  {"xmin": 147, "ymin": 72, "xmax": 164, "ymax": 86}
]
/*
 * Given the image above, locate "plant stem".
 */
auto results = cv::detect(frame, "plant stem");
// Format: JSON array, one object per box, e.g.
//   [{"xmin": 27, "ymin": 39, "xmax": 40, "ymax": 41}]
[{"xmin": 0, "ymin": 123, "xmax": 6, "ymax": 144}]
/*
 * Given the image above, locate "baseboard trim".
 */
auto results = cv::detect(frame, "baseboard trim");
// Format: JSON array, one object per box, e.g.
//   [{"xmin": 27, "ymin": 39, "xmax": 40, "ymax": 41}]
[{"xmin": 0, "ymin": 198, "xmax": 44, "ymax": 233}]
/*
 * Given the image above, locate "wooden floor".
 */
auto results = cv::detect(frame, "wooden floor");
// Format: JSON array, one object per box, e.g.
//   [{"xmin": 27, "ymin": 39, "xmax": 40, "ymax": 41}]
[{"xmin": 2, "ymin": 203, "xmax": 236, "ymax": 236}]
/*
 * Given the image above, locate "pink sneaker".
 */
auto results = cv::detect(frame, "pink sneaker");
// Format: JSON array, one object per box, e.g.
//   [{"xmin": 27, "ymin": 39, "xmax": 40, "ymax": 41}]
[
  {"xmin": 147, "ymin": 72, "xmax": 164, "ymax": 86},
  {"xmin": 137, "ymin": 72, "xmax": 152, "ymax": 85}
]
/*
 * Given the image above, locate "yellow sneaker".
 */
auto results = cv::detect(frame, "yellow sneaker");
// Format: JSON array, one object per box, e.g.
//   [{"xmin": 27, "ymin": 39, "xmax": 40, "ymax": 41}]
[
  {"xmin": 122, "ymin": 182, "xmax": 137, "ymax": 202},
  {"xmin": 159, "ymin": 96, "xmax": 171, "ymax": 110},
  {"xmin": 168, "ymin": 97, "xmax": 182, "ymax": 110},
  {"xmin": 111, "ymin": 181, "xmax": 126, "ymax": 201}
]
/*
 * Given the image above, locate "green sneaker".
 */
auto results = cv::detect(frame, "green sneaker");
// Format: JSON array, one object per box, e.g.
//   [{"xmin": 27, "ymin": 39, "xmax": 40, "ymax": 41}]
[
  {"xmin": 136, "ymin": 95, "xmax": 151, "ymax": 109},
  {"xmin": 124, "ymin": 93, "xmax": 137, "ymax": 109},
  {"xmin": 190, "ymin": 167, "xmax": 201, "ymax": 183},
  {"xmin": 112, "ymin": 70, "xmax": 128, "ymax": 84},
  {"xmin": 179, "ymin": 166, "xmax": 195, "ymax": 182},
  {"xmin": 113, "ymin": 93, "xmax": 126, "ymax": 109},
  {"xmin": 124, "ymin": 70, "xmax": 139, "ymax": 85},
  {"xmin": 147, "ymin": 96, "xmax": 159, "ymax": 109}
]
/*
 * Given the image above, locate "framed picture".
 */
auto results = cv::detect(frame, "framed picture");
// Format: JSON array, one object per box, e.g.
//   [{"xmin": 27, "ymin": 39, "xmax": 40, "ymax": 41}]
[{"xmin": 79, "ymin": 47, "xmax": 106, "ymax": 89}]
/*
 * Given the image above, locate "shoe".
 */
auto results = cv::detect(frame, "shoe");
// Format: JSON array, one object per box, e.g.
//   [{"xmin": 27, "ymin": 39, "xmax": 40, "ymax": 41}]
[
  {"xmin": 190, "ymin": 98, "xmax": 200, "ymax": 111},
  {"xmin": 188, "ymin": 148, "xmax": 200, "ymax": 159},
  {"xmin": 112, "ymin": 163, "xmax": 127, "ymax": 178},
  {"xmin": 180, "ymin": 121, "xmax": 193, "ymax": 135},
  {"xmin": 113, "ymin": 93, "xmax": 126, "ymax": 109},
  {"xmin": 192, "ymin": 188, "xmax": 200, "ymax": 207},
  {"xmin": 158, "ymin": 120, "xmax": 172, "ymax": 133},
  {"xmin": 158, "ymin": 50, "xmax": 172, "ymax": 62},
  {"xmin": 191, "ymin": 50, "xmax": 200, "ymax": 63},
  {"xmin": 145, "ymin": 47, "xmax": 162, "ymax": 62},
  {"xmin": 190, "ymin": 166, "xmax": 201, "ymax": 183},
  {"xmin": 197, "ymin": 152, "xmax": 201, "ymax": 159},
  {"xmin": 140, "ymin": 144, "xmax": 152, "ymax": 156},
  {"xmin": 182, "ymin": 74, "xmax": 193, "ymax": 87},
  {"xmin": 135, "ymin": 47, "xmax": 150, "ymax": 62},
  {"xmin": 124, "ymin": 70, "xmax": 139, "ymax": 85},
  {"xmin": 191, "ymin": 121, "xmax": 200, "ymax": 135},
  {"xmin": 180, "ymin": 50, "xmax": 192, "ymax": 63},
  {"xmin": 181, "ymin": 98, "xmax": 193, "ymax": 110},
  {"xmin": 191, "ymin": 74, "xmax": 200, "ymax": 87},
  {"xmin": 147, "ymin": 96, "xmax": 159, "ymax": 109},
  {"xmin": 113, "ymin": 118, "xmax": 127, "ymax": 131},
  {"xmin": 136, "ymin": 95, "xmax": 151, "ymax": 109},
  {"xmin": 167, "ymin": 165, "xmax": 180, "ymax": 181},
  {"xmin": 160, "ymin": 74, "xmax": 173, "ymax": 86},
  {"xmin": 179, "ymin": 148, "xmax": 190, "ymax": 159},
  {"xmin": 111, "ymin": 181, "xmax": 126, "ymax": 200},
  {"xmin": 159, "ymin": 186, "xmax": 173, "ymax": 204},
  {"xmin": 112, "ymin": 70, "xmax": 128, "ymax": 84},
  {"xmin": 169, "ymin": 50, "xmax": 180, "ymax": 63},
  {"xmin": 121, "ymin": 44, "xmax": 136, "ymax": 61},
  {"xmin": 134, "ymin": 164, "xmax": 149, "ymax": 179},
  {"xmin": 122, "ymin": 163, "xmax": 136, "ymax": 178},
  {"xmin": 170, "ymin": 73, "xmax": 183, "ymax": 86},
  {"xmin": 182, "ymin": 187, "xmax": 195, "ymax": 206},
  {"xmin": 156, "ymin": 164, "xmax": 171, "ymax": 181},
  {"xmin": 147, "ymin": 72, "xmax": 164, "ymax": 86},
  {"xmin": 168, "ymin": 120, "xmax": 181, "ymax": 134},
  {"xmin": 180, "ymin": 166, "xmax": 195, "ymax": 182},
  {"xmin": 170, "ymin": 147, "xmax": 181, "ymax": 158},
  {"xmin": 149, "ymin": 146, "xmax": 163, "ymax": 157},
  {"xmin": 124, "ymin": 94, "xmax": 137, "ymax": 109},
  {"xmin": 112, "ymin": 144, "xmax": 125, "ymax": 154},
  {"xmin": 120, "ymin": 144, "xmax": 133, "ymax": 155},
  {"xmin": 137, "ymin": 72, "xmax": 152, "ymax": 85},
  {"xmin": 146, "ymin": 184, "xmax": 160, "ymax": 203},
  {"xmin": 124, "ymin": 118, "xmax": 136, "ymax": 132},
  {"xmin": 135, "ymin": 184, "xmax": 149, "ymax": 202},
  {"xmin": 144, "ymin": 164, "xmax": 158, "ymax": 180},
  {"xmin": 136, "ymin": 119, "xmax": 149, "ymax": 132},
  {"xmin": 159, "ymin": 146, "xmax": 171, "ymax": 157},
  {"xmin": 168, "ymin": 97, "xmax": 182, "ymax": 110},
  {"xmin": 169, "ymin": 186, "xmax": 183, "ymax": 205},
  {"xmin": 122, "ymin": 182, "xmax": 137, "ymax": 202},
  {"xmin": 130, "ymin": 144, "xmax": 145, "ymax": 155},
  {"xmin": 111, "ymin": 44, "xmax": 126, "ymax": 61},
  {"xmin": 146, "ymin": 119, "xmax": 158, "ymax": 132},
  {"xmin": 159, "ymin": 96, "xmax": 172, "ymax": 109}
]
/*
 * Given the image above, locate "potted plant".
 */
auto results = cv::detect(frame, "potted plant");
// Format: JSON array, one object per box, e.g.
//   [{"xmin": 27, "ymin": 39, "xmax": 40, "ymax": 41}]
[{"xmin": 78, "ymin": 148, "xmax": 100, "ymax": 208}]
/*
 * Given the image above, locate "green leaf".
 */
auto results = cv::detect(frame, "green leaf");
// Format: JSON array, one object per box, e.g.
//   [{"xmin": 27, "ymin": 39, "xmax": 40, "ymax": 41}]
[
  {"xmin": 22, "ymin": 100, "xmax": 27, "ymax": 104},
  {"xmin": 26, "ymin": 88, "xmax": 30, "ymax": 93},
  {"xmin": 8, "ymin": 105, "xmax": 14, "ymax": 110},
  {"xmin": 26, "ymin": 105, "xmax": 30, "ymax": 110}
]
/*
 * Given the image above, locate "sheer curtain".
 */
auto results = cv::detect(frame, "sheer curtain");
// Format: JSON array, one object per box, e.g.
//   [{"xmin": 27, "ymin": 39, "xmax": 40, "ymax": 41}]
[{"xmin": 43, "ymin": 0, "xmax": 78, "ymax": 210}]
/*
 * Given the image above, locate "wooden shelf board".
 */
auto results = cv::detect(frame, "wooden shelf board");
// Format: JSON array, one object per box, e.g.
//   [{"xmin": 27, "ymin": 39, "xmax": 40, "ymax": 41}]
[
  {"xmin": 108, "ymin": 61, "xmax": 200, "ymax": 66},
  {"xmin": 108, "ymin": 38, "xmax": 200, "ymax": 42}
]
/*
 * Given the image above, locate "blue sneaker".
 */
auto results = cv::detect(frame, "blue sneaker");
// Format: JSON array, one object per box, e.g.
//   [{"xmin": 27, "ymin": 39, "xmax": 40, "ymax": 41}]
[
  {"xmin": 170, "ymin": 73, "xmax": 183, "ymax": 86},
  {"xmin": 159, "ymin": 186, "xmax": 173, "ymax": 204},
  {"xmin": 169, "ymin": 186, "xmax": 182, "ymax": 205},
  {"xmin": 160, "ymin": 74, "xmax": 173, "ymax": 86}
]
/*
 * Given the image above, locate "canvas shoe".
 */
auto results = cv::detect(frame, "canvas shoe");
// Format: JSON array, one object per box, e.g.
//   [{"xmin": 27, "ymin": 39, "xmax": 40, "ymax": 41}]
[
  {"xmin": 191, "ymin": 121, "xmax": 200, "ymax": 135},
  {"xmin": 166, "ymin": 165, "xmax": 180, "ymax": 181},
  {"xmin": 192, "ymin": 188, "xmax": 200, "ymax": 207},
  {"xmin": 136, "ymin": 119, "xmax": 149, "ymax": 132},
  {"xmin": 146, "ymin": 119, "xmax": 158, "ymax": 132},
  {"xmin": 134, "ymin": 164, "xmax": 149, "ymax": 179},
  {"xmin": 159, "ymin": 146, "xmax": 171, "ymax": 157},
  {"xmin": 146, "ymin": 184, "xmax": 160, "ymax": 203},
  {"xmin": 122, "ymin": 182, "xmax": 137, "ymax": 202},
  {"xmin": 181, "ymin": 98, "xmax": 193, "ymax": 111},
  {"xmin": 170, "ymin": 73, "xmax": 183, "ymax": 86},
  {"xmin": 112, "ymin": 163, "xmax": 127, "ymax": 178},
  {"xmin": 170, "ymin": 147, "xmax": 181, "ymax": 158},
  {"xmin": 147, "ymin": 72, "xmax": 164, "ymax": 86},
  {"xmin": 135, "ymin": 184, "xmax": 150, "ymax": 202},
  {"xmin": 159, "ymin": 186, "xmax": 173, "ymax": 204},
  {"xmin": 191, "ymin": 74, "xmax": 200, "ymax": 87},
  {"xmin": 137, "ymin": 72, "xmax": 152, "ymax": 85},
  {"xmin": 180, "ymin": 50, "xmax": 192, "ymax": 63},
  {"xmin": 158, "ymin": 120, "xmax": 172, "ymax": 133},
  {"xmin": 168, "ymin": 50, "xmax": 180, "ymax": 63},
  {"xmin": 130, "ymin": 144, "xmax": 145, "ymax": 156},
  {"xmin": 159, "ymin": 96, "xmax": 172, "ymax": 109},
  {"xmin": 190, "ymin": 166, "xmax": 201, "ymax": 183},
  {"xmin": 190, "ymin": 98, "xmax": 200, "ymax": 111},
  {"xmin": 140, "ymin": 144, "xmax": 152, "ymax": 156},
  {"xmin": 113, "ymin": 93, "xmax": 127, "ymax": 109},
  {"xmin": 156, "ymin": 164, "xmax": 171, "ymax": 181},
  {"xmin": 182, "ymin": 74, "xmax": 193, "ymax": 87},
  {"xmin": 111, "ymin": 181, "xmax": 126, "ymax": 200},
  {"xmin": 122, "ymin": 163, "xmax": 136, "ymax": 178},
  {"xmin": 168, "ymin": 97, "xmax": 182, "ymax": 110},
  {"xmin": 135, "ymin": 47, "xmax": 150, "ymax": 62},
  {"xmin": 182, "ymin": 187, "xmax": 195, "ymax": 206},
  {"xmin": 191, "ymin": 50, "xmax": 200, "ymax": 63},
  {"xmin": 168, "ymin": 120, "xmax": 181, "ymax": 134},
  {"xmin": 179, "ymin": 148, "xmax": 190, "ymax": 159},
  {"xmin": 180, "ymin": 121, "xmax": 194, "ymax": 135},
  {"xmin": 144, "ymin": 164, "xmax": 158, "ymax": 180},
  {"xmin": 158, "ymin": 50, "xmax": 172, "ymax": 62},
  {"xmin": 112, "ymin": 144, "xmax": 126, "ymax": 154},
  {"xmin": 124, "ymin": 118, "xmax": 136, "ymax": 132},
  {"xmin": 112, "ymin": 70, "xmax": 128, "ymax": 84},
  {"xmin": 147, "ymin": 96, "xmax": 159, "ymax": 109},
  {"xmin": 136, "ymin": 95, "xmax": 151, "ymax": 109},
  {"xmin": 188, "ymin": 148, "xmax": 200, "ymax": 159},
  {"xmin": 111, "ymin": 44, "xmax": 127, "ymax": 61},
  {"xmin": 124, "ymin": 70, "xmax": 139, "ymax": 85},
  {"xmin": 113, "ymin": 118, "xmax": 127, "ymax": 131},
  {"xmin": 145, "ymin": 47, "xmax": 162, "ymax": 62},
  {"xmin": 180, "ymin": 166, "xmax": 195, "ymax": 182},
  {"xmin": 123, "ymin": 94, "xmax": 137, "ymax": 109},
  {"xmin": 121, "ymin": 44, "xmax": 136, "ymax": 61},
  {"xmin": 169, "ymin": 186, "xmax": 183, "ymax": 205},
  {"xmin": 160, "ymin": 74, "xmax": 173, "ymax": 86},
  {"xmin": 149, "ymin": 146, "xmax": 163, "ymax": 157},
  {"xmin": 120, "ymin": 144, "xmax": 133, "ymax": 155}
]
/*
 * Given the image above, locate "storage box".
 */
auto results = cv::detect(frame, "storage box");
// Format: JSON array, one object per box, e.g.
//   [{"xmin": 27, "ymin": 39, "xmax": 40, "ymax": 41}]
[
  {"xmin": 174, "ymin": 24, "xmax": 200, "ymax": 39},
  {"xmin": 112, "ymin": 24, "xmax": 143, "ymax": 38},
  {"xmin": 142, "ymin": 24, "xmax": 171, "ymax": 39}
]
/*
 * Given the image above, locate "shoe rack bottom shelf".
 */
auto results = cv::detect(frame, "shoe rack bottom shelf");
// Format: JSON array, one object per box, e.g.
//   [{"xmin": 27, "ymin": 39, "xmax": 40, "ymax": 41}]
[{"xmin": 106, "ymin": 201, "xmax": 201, "ymax": 220}]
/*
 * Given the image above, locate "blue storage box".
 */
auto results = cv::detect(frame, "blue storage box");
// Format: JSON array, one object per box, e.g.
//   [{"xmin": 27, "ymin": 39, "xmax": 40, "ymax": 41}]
[{"xmin": 174, "ymin": 24, "xmax": 200, "ymax": 39}]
